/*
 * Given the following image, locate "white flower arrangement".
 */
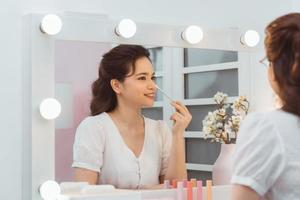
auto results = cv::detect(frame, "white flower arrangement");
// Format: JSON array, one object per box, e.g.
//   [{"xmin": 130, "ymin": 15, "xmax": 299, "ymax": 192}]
[{"xmin": 202, "ymin": 92, "xmax": 249, "ymax": 144}]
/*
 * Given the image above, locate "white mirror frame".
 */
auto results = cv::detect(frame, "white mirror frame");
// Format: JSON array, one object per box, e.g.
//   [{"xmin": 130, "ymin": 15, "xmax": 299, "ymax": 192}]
[{"xmin": 23, "ymin": 12, "xmax": 252, "ymax": 200}]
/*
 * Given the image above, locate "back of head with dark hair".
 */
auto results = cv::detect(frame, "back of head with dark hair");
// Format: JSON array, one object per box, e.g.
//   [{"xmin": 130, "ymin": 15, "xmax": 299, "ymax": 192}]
[
  {"xmin": 265, "ymin": 13, "xmax": 300, "ymax": 117},
  {"xmin": 90, "ymin": 45, "xmax": 150, "ymax": 116}
]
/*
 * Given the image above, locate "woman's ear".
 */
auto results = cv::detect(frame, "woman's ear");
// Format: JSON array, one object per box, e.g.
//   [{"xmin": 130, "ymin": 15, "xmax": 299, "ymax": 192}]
[{"xmin": 110, "ymin": 79, "xmax": 122, "ymax": 94}]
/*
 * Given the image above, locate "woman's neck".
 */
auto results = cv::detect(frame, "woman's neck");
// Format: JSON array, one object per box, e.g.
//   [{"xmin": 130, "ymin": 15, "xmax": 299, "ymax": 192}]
[{"xmin": 108, "ymin": 105, "xmax": 143, "ymax": 128}]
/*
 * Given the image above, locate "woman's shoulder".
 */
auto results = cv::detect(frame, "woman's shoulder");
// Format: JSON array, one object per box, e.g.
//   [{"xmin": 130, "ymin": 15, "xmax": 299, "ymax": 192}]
[
  {"xmin": 243, "ymin": 110, "xmax": 274, "ymax": 120},
  {"xmin": 239, "ymin": 111, "xmax": 269, "ymax": 129},
  {"xmin": 77, "ymin": 112, "xmax": 110, "ymax": 130},
  {"xmin": 242, "ymin": 109, "xmax": 280, "ymax": 122},
  {"xmin": 238, "ymin": 110, "xmax": 298, "ymax": 145},
  {"xmin": 238, "ymin": 111, "xmax": 277, "ymax": 140},
  {"xmin": 74, "ymin": 112, "xmax": 113, "ymax": 142},
  {"xmin": 243, "ymin": 109, "xmax": 298, "ymax": 127}
]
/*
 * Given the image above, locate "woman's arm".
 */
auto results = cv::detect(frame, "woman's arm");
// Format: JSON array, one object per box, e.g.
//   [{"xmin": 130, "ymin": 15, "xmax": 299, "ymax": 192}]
[
  {"xmin": 164, "ymin": 101, "xmax": 192, "ymax": 180},
  {"xmin": 164, "ymin": 134, "xmax": 187, "ymax": 180},
  {"xmin": 74, "ymin": 167, "xmax": 99, "ymax": 185},
  {"xmin": 231, "ymin": 184, "xmax": 261, "ymax": 200}
]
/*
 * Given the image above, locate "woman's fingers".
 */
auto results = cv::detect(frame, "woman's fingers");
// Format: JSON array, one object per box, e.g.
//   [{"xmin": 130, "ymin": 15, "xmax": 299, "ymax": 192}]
[
  {"xmin": 170, "ymin": 101, "xmax": 192, "ymax": 134},
  {"xmin": 171, "ymin": 101, "xmax": 192, "ymax": 121},
  {"xmin": 173, "ymin": 101, "xmax": 189, "ymax": 113},
  {"xmin": 171, "ymin": 101, "xmax": 188, "ymax": 115},
  {"xmin": 170, "ymin": 112, "xmax": 183, "ymax": 121}
]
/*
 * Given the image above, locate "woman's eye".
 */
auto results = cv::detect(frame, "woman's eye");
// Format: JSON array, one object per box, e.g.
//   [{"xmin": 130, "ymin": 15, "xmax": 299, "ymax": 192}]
[
  {"xmin": 138, "ymin": 76, "xmax": 146, "ymax": 80},
  {"xmin": 151, "ymin": 76, "xmax": 156, "ymax": 81}
]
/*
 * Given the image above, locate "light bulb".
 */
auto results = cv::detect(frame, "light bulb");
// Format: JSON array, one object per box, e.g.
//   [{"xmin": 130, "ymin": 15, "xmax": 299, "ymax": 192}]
[
  {"xmin": 115, "ymin": 18, "xmax": 137, "ymax": 38},
  {"xmin": 39, "ymin": 180, "xmax": 61, "ymax": 200},
  {"xmin": 181, "ymin": 25, "xmax": 203, "ymax": 44},
  {"xmin": 40, "ymin": 14, "xmax": 63, "ymax": 35},
  {"xmin": 241, "ymin": 30, "xmax": 260, "ymax": 47},
  {"xmin": 39, "ymin": 98, "xmax": 61, "ymax": 120}
]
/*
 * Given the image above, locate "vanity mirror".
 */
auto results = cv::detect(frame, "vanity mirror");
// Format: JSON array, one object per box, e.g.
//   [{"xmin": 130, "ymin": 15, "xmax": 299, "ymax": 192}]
[{"xmin": 24, "ymin": 12, "xmax": 253, "ymax": 200}]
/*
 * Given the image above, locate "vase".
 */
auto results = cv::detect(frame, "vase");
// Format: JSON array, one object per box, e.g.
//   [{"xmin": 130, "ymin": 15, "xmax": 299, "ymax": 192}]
[{"xmin": 212, "ymin": 143, "xmax": 235, "ymax": 185}]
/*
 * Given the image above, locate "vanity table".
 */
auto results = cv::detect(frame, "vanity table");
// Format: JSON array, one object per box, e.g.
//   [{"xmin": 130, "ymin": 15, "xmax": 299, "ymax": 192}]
[{"xmin": 58, "ymin": 183, "xmax": 231, "ymax": 200}]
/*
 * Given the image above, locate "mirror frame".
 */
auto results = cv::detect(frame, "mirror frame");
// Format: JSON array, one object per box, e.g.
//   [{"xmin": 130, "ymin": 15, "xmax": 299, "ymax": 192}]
[{"xmin": 23, "ymin": 12, "xmax": 252, "ymax": 200}]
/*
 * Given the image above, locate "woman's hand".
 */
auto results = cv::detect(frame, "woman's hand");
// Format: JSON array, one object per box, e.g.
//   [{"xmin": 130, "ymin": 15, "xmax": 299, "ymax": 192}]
[{"xmin": 170, "ymin": 101, "xmax": 192, "ymax": 135}]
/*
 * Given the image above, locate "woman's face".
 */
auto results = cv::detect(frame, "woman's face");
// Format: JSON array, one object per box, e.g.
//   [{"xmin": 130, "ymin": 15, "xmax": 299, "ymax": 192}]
[{"xmin": 119, "ymin": 56, "xmax": 157, "ymax": 108}]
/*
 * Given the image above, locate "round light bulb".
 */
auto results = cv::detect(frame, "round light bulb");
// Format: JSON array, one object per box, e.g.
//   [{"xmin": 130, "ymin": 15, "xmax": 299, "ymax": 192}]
[
  {"xmin": 115, "ymin": 18, "xmax": 137, "ymax": 38},
  {"xmin": 181, "ymin": 25, "xmax": 203, "ymax": 44},
  {"xmin": 39, "ymin": 180, "xmax": 61, "ymax": 200},
  {"xmin": 40, "ymin": 14, "xmax": 63, "ymax": 35},
  {"xmin": 241, "ymin": 30, "xmax": 260, "ymax": 47},
  {"xmin": 39, "ymin": 98, "xmax": 61, "ymax": 120}
]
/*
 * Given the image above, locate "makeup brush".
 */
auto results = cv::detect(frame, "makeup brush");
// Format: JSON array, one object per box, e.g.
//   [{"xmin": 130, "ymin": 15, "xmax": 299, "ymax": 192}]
[{"xmin": 155, "ymin": 84, "xmax": 174, "ymax": 102}]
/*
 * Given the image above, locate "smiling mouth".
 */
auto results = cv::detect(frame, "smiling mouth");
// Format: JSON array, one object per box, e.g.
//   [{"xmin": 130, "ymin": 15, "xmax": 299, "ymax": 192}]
[{"xmin": 144, "ymin": 94, "xmax": 155, "ymax": 98}]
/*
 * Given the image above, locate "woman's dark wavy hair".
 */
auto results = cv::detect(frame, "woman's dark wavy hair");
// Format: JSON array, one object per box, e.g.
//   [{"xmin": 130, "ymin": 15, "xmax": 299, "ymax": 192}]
[
  {"xmin": 90, "ymin": 45, "xmax": 150, "ymax": 116},
  {"xmin": 265, "ymin": 13, "xmax": 300, "ymax": 117}
]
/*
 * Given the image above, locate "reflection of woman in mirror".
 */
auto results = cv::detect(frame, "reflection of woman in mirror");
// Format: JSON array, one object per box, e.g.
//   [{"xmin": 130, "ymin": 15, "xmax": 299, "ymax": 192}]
[
  {"xmin": 231, "ymin": 13, "xmax": 300, "ymax": 200},
  {"xmin": 72, "ymin": 45, "xmax": 192, "ymax": 189}
]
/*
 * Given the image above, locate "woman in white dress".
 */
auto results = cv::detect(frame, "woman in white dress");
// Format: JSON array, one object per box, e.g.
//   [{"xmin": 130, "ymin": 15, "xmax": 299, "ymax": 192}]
[
  {"xmin": 231, "ymin": 13, "xmax": 300, "ymax": 200},
  {"xmin": 72, "ymin": 45, "xmax": 192, "ymax": 189}
]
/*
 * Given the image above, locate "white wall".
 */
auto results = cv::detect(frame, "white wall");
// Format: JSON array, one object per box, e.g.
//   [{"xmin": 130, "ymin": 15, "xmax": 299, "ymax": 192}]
[
  {"xmin": 0, "ymin": 0, "xmax": 296, "ymax": 199},
  {"xmin": 0, "ymin": 0, "xmax": 23, "ymax": 200},
  {"xmin": 292, "ymin": 0, "xmax": 300, "ymax": 11}
]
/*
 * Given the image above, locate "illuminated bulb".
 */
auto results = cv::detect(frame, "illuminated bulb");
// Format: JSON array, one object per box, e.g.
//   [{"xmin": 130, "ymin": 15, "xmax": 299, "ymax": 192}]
[
  {"xmin": 181, "ymin": 25, "xmax": 203, "ymax": 44},
  {"xmin": 40, "ymin": 14, "xmax": 63, "ymax": 35},
  {"xmin": 115, "ymin": 18, "xmax": 137, "ymax": 38},
  {"xmin": 39, "ymin": 180, "xmax": 61, "ymax": 200},
  {"xmin": 39, "ymin": 98, "xmax": 61, "ymax": 120},
  {"xmin": 241, "ymin": 30, "xmax": 260, "ymax": 47}
]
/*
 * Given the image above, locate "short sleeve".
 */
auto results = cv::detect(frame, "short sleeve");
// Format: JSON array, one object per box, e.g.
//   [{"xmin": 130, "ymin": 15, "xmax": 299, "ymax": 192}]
[
  {"xmin": 231, "ymin": 113, "xmax": 286, "ymax": 196},
  {"xmin": 72, "ymin": 117, "xmax": 105, "ymax": 173},
  {"xmin": 159, "ymin": 121, "xmax": 172, "ymax": 176}
]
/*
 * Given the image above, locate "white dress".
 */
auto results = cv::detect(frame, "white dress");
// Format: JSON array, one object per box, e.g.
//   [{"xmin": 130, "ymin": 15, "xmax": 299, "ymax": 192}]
[
  {"xmin": 231, "ymin": 110, "xmax": 300, "ymax": 200},
  {"xmin": 72, "ymin": 112, "xmax": 172, "ymax": 189}
]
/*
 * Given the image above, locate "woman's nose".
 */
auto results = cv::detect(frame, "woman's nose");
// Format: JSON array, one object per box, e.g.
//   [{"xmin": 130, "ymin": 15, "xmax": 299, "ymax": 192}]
[{"xmin": 148, "ymin": 79, "xmax": 156, "ymax": 90}]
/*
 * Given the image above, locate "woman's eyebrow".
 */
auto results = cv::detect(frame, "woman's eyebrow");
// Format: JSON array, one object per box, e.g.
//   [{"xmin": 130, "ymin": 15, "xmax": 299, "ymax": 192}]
[{"xmin": 135, "ymin": 72, "xmax": 155, "ymax": 76}]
